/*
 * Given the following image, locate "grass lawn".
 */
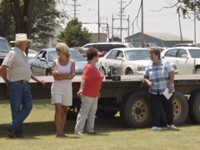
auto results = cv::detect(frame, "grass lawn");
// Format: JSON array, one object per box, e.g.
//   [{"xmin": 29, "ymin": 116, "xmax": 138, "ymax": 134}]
[{"xmin": 0, "ymin": 100, "xmax": 200, "ymax": 150}]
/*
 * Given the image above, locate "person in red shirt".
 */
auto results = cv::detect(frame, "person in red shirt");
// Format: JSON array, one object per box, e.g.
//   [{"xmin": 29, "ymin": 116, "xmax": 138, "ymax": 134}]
[{"xmin": 75, "ymin": 48, "xmax": 104, "ymax": 135}]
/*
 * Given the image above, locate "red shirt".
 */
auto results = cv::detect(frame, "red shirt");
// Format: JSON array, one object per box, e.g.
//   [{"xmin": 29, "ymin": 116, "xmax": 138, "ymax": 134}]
[{"xmin": 82, "ymin": 62, "xmax": 104, "ymax": 97}]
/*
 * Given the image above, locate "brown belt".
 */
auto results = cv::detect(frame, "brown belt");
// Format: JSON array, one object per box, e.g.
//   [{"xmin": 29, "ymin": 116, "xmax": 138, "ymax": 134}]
[{"xmin": 18, "ymin": 80, "xmax": 29, "ymax": 84}]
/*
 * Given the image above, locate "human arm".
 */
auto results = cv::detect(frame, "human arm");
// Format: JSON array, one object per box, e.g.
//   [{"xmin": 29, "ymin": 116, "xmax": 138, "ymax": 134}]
[
  {"xmin": 52, "ymin": 60, "xmax": 75, "ymax": 80},
  {"xmin": 144, "ymin": 77, "xmax": 153, "ymax": 87},
  {"xmin": 31, "ymin": 74, "xmax": 45, "ymax": 86},
  {"xmin": 77, "ymin": 79, "xmax": 86, "ymax": 97},
  {"xmin": 168, "ymin": 72, "xmax": 174, "ymax": 94},
  {"xmin": 0, "ymin": 65, "xmax": 9, "ymax": 86}
]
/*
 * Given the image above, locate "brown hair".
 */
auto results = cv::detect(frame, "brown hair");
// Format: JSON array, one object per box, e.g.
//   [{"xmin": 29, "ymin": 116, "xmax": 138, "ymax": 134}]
[
  {"xmin": 86, "ymin": 48, "xmax": 99, "ymax": 60},
  {"xmin": 150, "ymin": 47, "xmax": 161, "ymax": 59}
]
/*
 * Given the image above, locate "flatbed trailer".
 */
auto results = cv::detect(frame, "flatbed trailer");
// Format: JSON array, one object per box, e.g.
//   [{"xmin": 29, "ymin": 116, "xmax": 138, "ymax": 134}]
[{"xmin": 0, "ymin": 75, "xmax": 200, "ymax": 128}]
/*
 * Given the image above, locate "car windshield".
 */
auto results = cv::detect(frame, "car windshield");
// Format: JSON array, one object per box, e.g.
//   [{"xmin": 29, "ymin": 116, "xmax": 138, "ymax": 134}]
[
  {"xmin": 47, "ymin": 50, "xmax": 86, "ymax": 62},
  {"xmin": 188, "ymin": 49, "xmax": 200, "ymax": 58},
  {"xmin": 71, "ymin": 50, "xmax": 86, "ymax": 61},
  {"xmin": 0, "ymin": 40, "xmax": 10, "ymax": 52},
  {"xmin": 125, "ymin": 50, "xmax": 150, "ymax": 61},
  {"xmin": 48, "ymin": 51, "xmax": 58, "ymax": 62}
]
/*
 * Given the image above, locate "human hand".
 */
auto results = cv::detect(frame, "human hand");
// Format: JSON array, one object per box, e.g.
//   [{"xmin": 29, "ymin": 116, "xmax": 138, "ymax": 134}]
[{"xmin": 77, "ymin": 89, "xmax": 83, "ymax": 97}]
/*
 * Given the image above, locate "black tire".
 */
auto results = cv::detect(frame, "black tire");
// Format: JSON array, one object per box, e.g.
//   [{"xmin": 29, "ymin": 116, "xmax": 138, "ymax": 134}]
[
  {"xmin": 67, "ymin": 106, "xmax": 80, "ymax": 120},
  {"xmin": 188, "ymin": 90, "xmax": 200, "ymax": 124},
  {"xmin": 161, "ymin": 91, "xmax": 188, "ymax": 126},
  {"xmin": 125, "ymin": 68, "xmax": 133, "ymax": 75},
  {"xmin": 195, "ymin": 67, "xmax": 200, "ymax": 74},
  {"xmin": 120, "ymin": 92, "xmax": 152, "ymax": 128},
  {"xmin": 46, "ymin": 69, "xmax": 51, "ymax": 76},
  {"xmin": 100, "ymin": 67, "xmax": 106, "ymax": 75},
  {"xmin": 96, "ymin": 109, "xmax": 118, "ymax": 118}
]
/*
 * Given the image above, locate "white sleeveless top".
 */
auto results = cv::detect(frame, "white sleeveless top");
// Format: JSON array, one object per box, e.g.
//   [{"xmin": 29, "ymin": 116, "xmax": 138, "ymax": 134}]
[{"xmin": 52, "ymin": 59, "xmax": 72, "ymax": 88}]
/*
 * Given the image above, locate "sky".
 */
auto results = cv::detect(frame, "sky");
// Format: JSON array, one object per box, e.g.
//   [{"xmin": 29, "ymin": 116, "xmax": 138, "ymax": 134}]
[{"xmin": 58, "ymin": 0, "xmax": 200, "ymax": 43}]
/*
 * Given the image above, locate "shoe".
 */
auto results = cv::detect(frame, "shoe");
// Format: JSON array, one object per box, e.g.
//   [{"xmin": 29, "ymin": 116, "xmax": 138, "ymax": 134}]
[
  {"xmin": 5, "ymin": 125, "xmax": 15, "ymax": 138},
  {"xmin": 167, "ymin": 124, "xmax": 177, "ymax": 129},
  {"xmin": 150, "ymin": 126, "xmax": 162, "ymax": 131},
  {"xmin": 75, "ymin": 132, "xmax": 84, "ymax": 135}
]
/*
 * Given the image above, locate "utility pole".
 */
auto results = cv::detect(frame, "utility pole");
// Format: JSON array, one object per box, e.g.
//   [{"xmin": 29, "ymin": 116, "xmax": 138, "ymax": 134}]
[
  {"xmin": 71, "ymin": 0, "xmax": 80, "ymax": 19},
  {"xmin": 141, "ymin": 0, "xmax": 145, "ymax": 47},
  {"xmin": 120, "ymin": 0, "xmax": 123, "ymax": 41},
  {"xmin": 98, "ymin": 0, "xmax": 100, "ymax": 42},
  {"xmin": 194, "ymin": 8, "xmax": 196, "ymax": 44},
  {"xmin": 112, "ymin": 0, "xmax": 129, "ymax": 42},
  {"xmin": 178, "ymin": 11, "xmax": 183, "ymax": 41}
]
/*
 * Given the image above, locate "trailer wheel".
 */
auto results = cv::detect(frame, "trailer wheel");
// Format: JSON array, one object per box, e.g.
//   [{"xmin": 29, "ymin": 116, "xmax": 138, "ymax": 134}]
[
  {"xmin": 161, "ymin": 91, "xmax": 188, "ymax": 126},
  {"xmin": 120, "ymin": 92, "xmax": 152, "ymax": 128},
  {"xmin": 67, "ymin": 106, "xmax": 80, "ymax": 120},
  {"xmin": 188, "ymin": 90, "xmax": 200, "ymax": 124},
  {"xmin": 96, "ymin": 109, "xmax": 118, "ymax": 118}
]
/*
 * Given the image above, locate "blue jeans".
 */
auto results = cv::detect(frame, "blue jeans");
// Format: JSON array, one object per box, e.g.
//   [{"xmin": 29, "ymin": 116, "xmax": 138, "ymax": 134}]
[{"xmin": 8, "ymin": 81, "xmax": 33, "ymax": 137}]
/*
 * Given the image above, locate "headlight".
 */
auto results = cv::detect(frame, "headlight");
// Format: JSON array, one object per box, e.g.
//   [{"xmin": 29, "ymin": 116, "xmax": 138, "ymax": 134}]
[{"xmin": 137, "ymin": 66, "xmax": 146, "ymax": 71}]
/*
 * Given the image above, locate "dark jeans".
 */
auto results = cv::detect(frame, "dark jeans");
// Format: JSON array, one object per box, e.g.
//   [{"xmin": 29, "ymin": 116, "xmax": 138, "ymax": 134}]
[
  {"xmin": 150, "ymin": 93, "xmax": 174, "ymax": 127},
  {"xmin": 8, "ymin": 81, "xmax": 33, "ymax": 137}
]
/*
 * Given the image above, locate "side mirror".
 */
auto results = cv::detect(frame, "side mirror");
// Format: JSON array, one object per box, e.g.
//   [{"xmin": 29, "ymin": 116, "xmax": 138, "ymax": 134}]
[
  {"xmin": 116, "ymin": 56, "xmax": 123, "ymax": 60},
  {"xmin": 181, "ymin": 54, "xmax": 188, "ymax": 59}
]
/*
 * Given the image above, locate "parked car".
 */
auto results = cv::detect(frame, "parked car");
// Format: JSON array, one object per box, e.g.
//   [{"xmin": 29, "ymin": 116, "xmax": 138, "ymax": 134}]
[
  {"xmin": 70, "ymin": 47, "xmax": 87, "ymax": 57},
  {"xmin": 29, "ymin": 48, "xmax": 87, "ymax": 76},
  {"xmin": 96, "ymin": 48, "xmax": 151, "ymax": 75},
  {"xmin": 173, "ymin": 43, "xmax": 196, "ymax": 47},
  {"xmin": 28, "ymin": 49, "xmax": 38, "ymax": 60},
  {"xmin": 97, "ymin": 47, "xmax": 178, "ymax": 76},
  {"xmin": 82, "ymin": 42, "xmax": 133, "ymax": 57},
  {"xmin": 161, "ymin": 47, "xmax": 200, "ymax": 74},
  {"xmin": 0, "ymin": 37, "xmax": 11, "ymax": 65}
]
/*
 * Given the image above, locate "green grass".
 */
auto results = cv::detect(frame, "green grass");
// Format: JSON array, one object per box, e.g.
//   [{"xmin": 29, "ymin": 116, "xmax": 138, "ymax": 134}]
[{"xmin": 0, "ymin": 100, "xmax": 200, "ymax": 150}]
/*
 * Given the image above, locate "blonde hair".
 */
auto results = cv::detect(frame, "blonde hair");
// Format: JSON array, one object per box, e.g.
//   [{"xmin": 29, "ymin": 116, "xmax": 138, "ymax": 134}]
[{"xmin": 55, "ymin": 42, "xmax": 71, "ymax": 58}]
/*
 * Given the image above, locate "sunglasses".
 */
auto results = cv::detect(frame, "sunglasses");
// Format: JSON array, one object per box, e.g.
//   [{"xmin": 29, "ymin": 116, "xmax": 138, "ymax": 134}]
[{"xmin": 56, "ymin": 49, "xmax": 61, "ymax": 52}]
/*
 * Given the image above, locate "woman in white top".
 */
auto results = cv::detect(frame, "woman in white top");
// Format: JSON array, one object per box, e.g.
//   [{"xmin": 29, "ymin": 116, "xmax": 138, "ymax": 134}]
[{"xmin": 51, "ymin": 42, "xmax": 75, "ymax": 137}]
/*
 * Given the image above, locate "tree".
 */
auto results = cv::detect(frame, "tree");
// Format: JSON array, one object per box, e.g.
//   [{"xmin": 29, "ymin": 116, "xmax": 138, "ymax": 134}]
[
  {"xmin": 9, "ymin": 0, "xmax": 35, "ymax": 38},
  {"xmin": 160, "ymin": 0, "xmax": 200, "ymax": 20},
  {"xmin": 58, "ymin": 19, "xmax": 91, "ymax": 47},
  {"xmin": 0, "ymin": 0, "xmax": 15, "ymax": 41},
  {"xmin": 177, "ymin": 0, "xmax": 200, "ymax": 19},
  {"xmin": 0, "ymin": 0, "xmax": 67, "ymax": 47},
  {"xmin": 30, "ymin": 0, "xmax": 61, "ymax": 48}
]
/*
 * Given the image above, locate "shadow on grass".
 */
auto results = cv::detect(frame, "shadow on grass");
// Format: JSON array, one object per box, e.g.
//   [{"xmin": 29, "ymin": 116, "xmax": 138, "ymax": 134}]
[
  {"xmin": 0, "ymin": 115, "xmax": 196, "ymax": 139},
  {"xmin": 0, "ymin": 116, "xmax": 131, "ymax": 139}
]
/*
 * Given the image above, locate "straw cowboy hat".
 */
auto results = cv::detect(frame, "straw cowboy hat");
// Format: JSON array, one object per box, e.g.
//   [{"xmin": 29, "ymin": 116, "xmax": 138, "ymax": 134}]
[{"xmin": 10, "ymin": 33, "xmax": 32, "ymax": 43}]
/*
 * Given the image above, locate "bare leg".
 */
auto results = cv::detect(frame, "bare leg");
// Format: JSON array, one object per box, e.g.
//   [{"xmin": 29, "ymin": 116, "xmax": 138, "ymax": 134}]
[
  {"xmin": 60, "ymin": 106, "xmax": 69, "ymax": 136},
  {"xmin": 54, "ymin": 103, "xmax": 62, "ymax": 135}
]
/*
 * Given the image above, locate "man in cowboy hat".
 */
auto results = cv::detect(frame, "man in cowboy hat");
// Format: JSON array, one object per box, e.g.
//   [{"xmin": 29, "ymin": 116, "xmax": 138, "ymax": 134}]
[{"xmin": 0, "ymin": 33, "xmax": 45, "ymax": 138}]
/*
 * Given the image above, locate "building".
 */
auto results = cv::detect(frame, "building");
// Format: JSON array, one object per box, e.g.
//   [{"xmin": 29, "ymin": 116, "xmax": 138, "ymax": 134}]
[
  {"xmin": 82, "ymin": 24, "xmax": 107, "ymax": 43},
  {"xmin": 125, "ymin": 32, "xmax": 193, "ymax": 47}
]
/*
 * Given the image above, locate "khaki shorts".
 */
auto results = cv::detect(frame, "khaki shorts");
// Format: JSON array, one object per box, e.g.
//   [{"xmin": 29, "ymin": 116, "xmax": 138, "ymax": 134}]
[{"xmin": 51, "ymin": 85, "xmax": 72, "ymax": 106}]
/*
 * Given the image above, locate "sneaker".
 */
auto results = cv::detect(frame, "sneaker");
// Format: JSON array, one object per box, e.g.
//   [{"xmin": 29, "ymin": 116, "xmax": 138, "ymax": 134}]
[
  {"xmin": 167, "ymin": 124, "xmax": 177, "ymax": 129},
  {"xmin": 75, "ymin": 132, "xmax": 84, "ymax": 135},
  {"xmin": 150, "ymin": 126, "xmax": 162, "ymax": 131}
]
